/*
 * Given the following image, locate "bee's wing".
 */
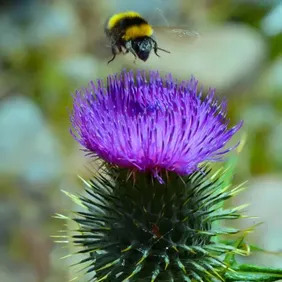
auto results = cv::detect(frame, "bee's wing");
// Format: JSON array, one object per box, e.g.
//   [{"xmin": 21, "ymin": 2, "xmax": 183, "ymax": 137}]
[{"xmin": 152, "ymin": 27, "xmax": 200, "ymax": 43}]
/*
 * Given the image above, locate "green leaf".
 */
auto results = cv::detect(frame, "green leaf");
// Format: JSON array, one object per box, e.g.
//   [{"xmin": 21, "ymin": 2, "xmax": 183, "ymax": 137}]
[
  {"xmin": 249, "ymin": 244, "xmax": 282, "ymax": 255},
  {"xmin": 249, "ymin": 244, "xmax": 268, "ymax": 252},
  {"xmin": 222, "ymin": 155, "xmax": 238, "ymax": 188},
  {"xmin": 221, "ymin": 132, "xmax": 247, "ymax": 188},
  {"xmin": 223, "ymin": 236, "xmax": 246, "ymax": 266},
  {"xmin": 225, "ymin": 264, "xmax": 282, "ymax": 281},
  {"xmin": 61, "ymin": 189, "xmax": 85, "ymax": 207},
  {"xmin": 211, "ymin": 154, "xmax": 241, "ymax": 233},
  {"xmin": 220, "ymin": 132, "xmax": 247, "ymax": 190}
]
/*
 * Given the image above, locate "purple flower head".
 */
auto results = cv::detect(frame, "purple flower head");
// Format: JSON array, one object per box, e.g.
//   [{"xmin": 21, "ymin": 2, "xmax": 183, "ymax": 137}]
[{"xmin": 71, "ymin": 69, "xmax": 242, "ymax": 182}]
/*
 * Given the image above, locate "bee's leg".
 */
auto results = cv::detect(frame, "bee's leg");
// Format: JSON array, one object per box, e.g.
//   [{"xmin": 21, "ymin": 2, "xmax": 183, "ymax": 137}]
[
  {"xmin": 119, "ymin": 45, "xmax": 126, "ymax": 54},
  {"xmin": 126, "ymin": 48, "xmax": 138, "ymax": 63},
  {"xmin": 128, "ymin": 49, "xmax": 138, "ymax": 63},
  {"xmin": 119, "ymin": 45, "xmax": 129, "ymax": 54},
  {"xmin": 124, "ymin": 41, "xmax": 137, "ymax": 63},
  {"xmin": 153, "ymin": 39, "xmax": 170, "ymax": 57},
  {"xmin": 153, "ymin": 40, "xmax": 161, "ymax": 57},
  {"xmin": 129, "ymin": 49, "xmax": 138, "ymax": 64},
  {"xmin": 107, "ymin": 46, "xmax": 118, "ymax": 64}
]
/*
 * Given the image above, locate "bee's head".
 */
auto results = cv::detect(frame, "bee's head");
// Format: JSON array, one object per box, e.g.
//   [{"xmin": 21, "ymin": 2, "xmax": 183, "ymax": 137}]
[{"xmin": 131, "ymin": 36, "xmax": 154, "ymax": 61}]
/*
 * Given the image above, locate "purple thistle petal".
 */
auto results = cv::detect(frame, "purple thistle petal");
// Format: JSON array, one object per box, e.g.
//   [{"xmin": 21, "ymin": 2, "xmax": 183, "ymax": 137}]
[{"xmin": 70, "ymin": 69, "xmax": 242, "ymax": 179}]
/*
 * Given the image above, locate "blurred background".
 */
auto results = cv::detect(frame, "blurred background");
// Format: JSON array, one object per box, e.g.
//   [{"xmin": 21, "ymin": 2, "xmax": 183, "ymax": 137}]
[{"xmin": 0, "ymin": 0, "xmax": 281, "ymax": 281}]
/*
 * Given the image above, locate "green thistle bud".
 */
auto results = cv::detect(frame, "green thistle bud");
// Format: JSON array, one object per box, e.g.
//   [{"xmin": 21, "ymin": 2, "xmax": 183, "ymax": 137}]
[{"xmin": 66, "ymin": 166, "xmax": 248, "ymax": 282}]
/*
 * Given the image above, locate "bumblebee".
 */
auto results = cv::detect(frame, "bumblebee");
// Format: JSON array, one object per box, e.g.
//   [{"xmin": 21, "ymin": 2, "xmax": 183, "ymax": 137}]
[{"xmin": 104, "ymin": 11, "xmax": 171, "ymax": 64}]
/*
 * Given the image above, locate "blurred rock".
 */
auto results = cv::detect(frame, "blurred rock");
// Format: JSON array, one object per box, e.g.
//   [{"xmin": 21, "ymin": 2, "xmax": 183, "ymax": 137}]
[
  {"xmin": 0, "ymin": 95, "xmax": 63, "ymax": 186},
  {"xmin": 26, "ymin": 3, "xmax": 77, "ymax": 47},
  {"xmin": 232, "ymin": 176, "xmax": 282, "ymax": 267},
  {"xmin": 0, "ymin": 15, "xmax": 25, "ymax": 57},
  {"xmin": 0, "ymin": 2, "xmax": 80, "ymax": 57},
  {"xmin": 121, "ymin": 23, "xmax": 266, "ymax": 92},
  {"xmin": 58, "ymin": 55, "xmax": 99, "ymax": 82},
  {"xmin": 261, "ymin": 2, "xmax": 282, "ymax": 36},
  {"xmin": 0, "ymin": 268, "xmax": 35, "ymax": 282}
]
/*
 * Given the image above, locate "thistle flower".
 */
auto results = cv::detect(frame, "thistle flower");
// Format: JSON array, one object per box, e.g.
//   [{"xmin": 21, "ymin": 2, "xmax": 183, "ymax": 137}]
[
  {"xmin": 59, "ymin": 70, "xmax": 282, "ymax": 282},
  {"xmin": 63, "ymin": 69, "xmax": 250, "ymax": 282},
  {"xmin": 71, "ymin": 70, "xmax": 242, "ymax": 182}
]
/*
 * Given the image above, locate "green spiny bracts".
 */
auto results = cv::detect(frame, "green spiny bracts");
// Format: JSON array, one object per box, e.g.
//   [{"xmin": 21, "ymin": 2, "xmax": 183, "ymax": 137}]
[{"xmin": 68, "ymin": 166, "xmax": 248, "ymax": 282}]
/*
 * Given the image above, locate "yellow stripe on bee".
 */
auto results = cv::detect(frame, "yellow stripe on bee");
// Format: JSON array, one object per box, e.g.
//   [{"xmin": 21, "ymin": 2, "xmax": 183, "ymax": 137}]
[
  {"xmin": 107, "ymin": 11, "xmax": 142, "ymax": 29},
  {"xmin": 122, "ymin": 24, "xmax": 153, "ymax": 40}
]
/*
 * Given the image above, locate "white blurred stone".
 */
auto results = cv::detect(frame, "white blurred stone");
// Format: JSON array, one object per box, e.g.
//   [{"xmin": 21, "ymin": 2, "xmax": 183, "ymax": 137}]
[
  {"xmin": 0, "ymin": 96, "xmax": 63, "ymax": 185},
  {"xmin": 261, "ymin": 2, "xmax": 282, "ymax": 36},
  {"xmin": 0, "ymin": 16, "xmax": 25, "ymax": 56},
  {"xmin": 26, "ymin": 3, "xmax": 77, "ymax": 46},
  {"xmin": 0, "ymin": 269, "xmax": 35, "ymax": 282},
  {"xmin": 57, "ymin": 55, "xmax": 99, "ymax": 82}
]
